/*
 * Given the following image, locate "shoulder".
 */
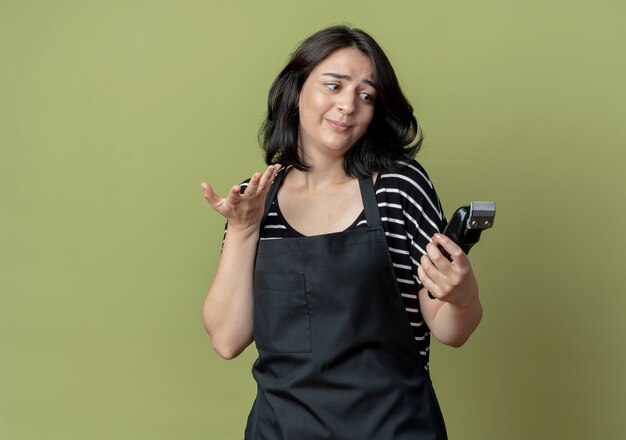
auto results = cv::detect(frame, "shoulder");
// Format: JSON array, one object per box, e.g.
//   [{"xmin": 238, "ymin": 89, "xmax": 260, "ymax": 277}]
[
  {"xmin": 376, "ymin": 159, "xmax": 438, "ymax": 197},
  {"xmin": 376, "ymin": 159, "xmax": 445, "ymax": 225}
]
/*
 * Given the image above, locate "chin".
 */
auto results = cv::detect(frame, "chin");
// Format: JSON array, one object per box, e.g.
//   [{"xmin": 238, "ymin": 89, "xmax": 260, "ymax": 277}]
[{"xmin": 323, "ymin": 137, "xmax": 359, "ymax": 153}]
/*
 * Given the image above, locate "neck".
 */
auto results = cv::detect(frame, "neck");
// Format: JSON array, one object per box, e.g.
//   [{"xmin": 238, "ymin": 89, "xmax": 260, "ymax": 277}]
[{"xmin": 287, "ymin": 161, "xmax": 354, "ymax": 191}]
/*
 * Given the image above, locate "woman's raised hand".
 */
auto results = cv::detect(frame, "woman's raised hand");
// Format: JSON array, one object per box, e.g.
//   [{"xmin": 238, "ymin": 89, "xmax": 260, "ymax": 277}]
[{"xmin": 201, "ymin": 165, "xmax": 281, "ymax": 232}]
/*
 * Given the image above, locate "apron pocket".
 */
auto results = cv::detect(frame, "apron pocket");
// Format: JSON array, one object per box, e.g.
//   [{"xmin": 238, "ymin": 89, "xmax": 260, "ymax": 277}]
[{"xmin": 253, "ymin": 272, "xmax": 310, "ymax": 353}]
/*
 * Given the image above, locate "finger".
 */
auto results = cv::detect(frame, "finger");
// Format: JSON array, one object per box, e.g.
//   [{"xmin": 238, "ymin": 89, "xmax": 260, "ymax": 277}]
[
  {"xmin": 425, "ymin": 241, "xmax": 453, "ymax": 272},
  {"xmin": 417, "ymin": 264, "xmax": 439, "ymax": 297},
  {"xmin": 245, "ymin": 172, "xmax": 262, "ymax": 196},
  {"xmin": 433, "ymin": 233, "xmax": 465, "ymax": 262},
  {"xmin": 219, "ymin": 184, "xmax": 242, "ymax": 208},
  {"xmin": 201, "ymin": 181, "xmax": 209, "ymax": 196},
  {"xmin": 257, "ymin": 165, "xmax": 279, "ymax": 193},
  {"xmin": 201, "ymin": 182, "xmax": 224, "ymax": 208},
  {"xmin": 420, "ymin": 252, "xmax": 447, "ymax": 289}
]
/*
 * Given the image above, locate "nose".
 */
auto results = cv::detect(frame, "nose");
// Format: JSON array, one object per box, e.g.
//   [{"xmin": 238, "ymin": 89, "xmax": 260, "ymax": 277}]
[{"xmin": 337, "ymin": 91, "xmax": 356, "ymax": 115}]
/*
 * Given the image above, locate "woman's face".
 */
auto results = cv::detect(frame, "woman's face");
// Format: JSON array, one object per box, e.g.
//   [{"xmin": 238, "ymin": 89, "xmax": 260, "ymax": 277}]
[{"xmin": 297, "ymin": 47, "xmax": 376, "ymax": 161}]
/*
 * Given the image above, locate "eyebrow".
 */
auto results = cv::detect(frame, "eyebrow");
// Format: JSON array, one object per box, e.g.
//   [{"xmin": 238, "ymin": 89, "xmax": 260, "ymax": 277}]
[{"xmin": 322, "ymin": 72, "xmax": 376, "ymax": 89}]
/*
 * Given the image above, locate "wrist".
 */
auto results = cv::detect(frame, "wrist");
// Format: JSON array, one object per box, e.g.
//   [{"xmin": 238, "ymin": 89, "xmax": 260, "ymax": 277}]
[
  {"xmin": 449, "ymin": 287, "xmax": 480, "ymax": 309},
  {"xmin": 224, "ymin": 223, "xmax": 260, "ymax": 242}
]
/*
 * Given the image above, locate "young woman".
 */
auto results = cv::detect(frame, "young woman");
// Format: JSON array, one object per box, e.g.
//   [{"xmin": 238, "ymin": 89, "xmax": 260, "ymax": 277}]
[{"xmin": 201, "ymin": 25, "xmax": 482, "ymax": 439}]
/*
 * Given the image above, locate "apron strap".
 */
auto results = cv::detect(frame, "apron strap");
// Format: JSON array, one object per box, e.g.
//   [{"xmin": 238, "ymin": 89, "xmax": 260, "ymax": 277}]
[
  {"xmin": 358, "ymin": 176, "xmax": 382, "ymax": 228},
  {"xmin": 262, "ymin": 166, "xmax": 286, "ymax": 222}
]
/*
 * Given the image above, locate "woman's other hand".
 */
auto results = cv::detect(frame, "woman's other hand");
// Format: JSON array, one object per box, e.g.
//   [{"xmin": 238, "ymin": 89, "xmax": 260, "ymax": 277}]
[
  {"xmin": 201, "ymin": 164, "xmax": 281, "ymax": 232},
  {"xmin": 418, "ymin": 233, "xmax": 482, "ymax": 347}
]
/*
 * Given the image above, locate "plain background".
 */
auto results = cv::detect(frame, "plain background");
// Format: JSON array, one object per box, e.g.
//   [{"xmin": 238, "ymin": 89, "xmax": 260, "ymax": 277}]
[{"xmin": 2, "ymin": 1, "xmax": 625, "ymax": 439}]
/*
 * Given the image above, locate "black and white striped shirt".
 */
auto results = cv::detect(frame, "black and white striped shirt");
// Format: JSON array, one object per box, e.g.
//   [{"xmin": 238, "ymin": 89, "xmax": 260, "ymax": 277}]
[{"xmin": 234, "ymin": 159, "xmax": 446, "ymax": 370}]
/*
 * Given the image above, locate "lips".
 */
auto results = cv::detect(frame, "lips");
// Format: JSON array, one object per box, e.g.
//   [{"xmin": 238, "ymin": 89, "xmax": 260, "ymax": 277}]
[{"xmin": 326, "ymin": 119, "xmax": 354, "ymax": 132}]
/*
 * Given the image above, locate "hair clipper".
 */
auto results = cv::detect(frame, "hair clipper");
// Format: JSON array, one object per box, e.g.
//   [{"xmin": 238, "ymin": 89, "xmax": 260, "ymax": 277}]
[
  {"xmin": 440, "ymin": 201, "xmax": 496, "ymax": 259},
  {"xmin": 428, "ymin": 201, "xmax": 496, "ymax": 299}
]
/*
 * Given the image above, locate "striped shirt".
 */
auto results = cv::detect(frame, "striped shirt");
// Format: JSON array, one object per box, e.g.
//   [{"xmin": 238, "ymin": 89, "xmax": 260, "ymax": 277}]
[{"xmin": 233, "ymin": 159, "xmax": 446, "ymax": 370}]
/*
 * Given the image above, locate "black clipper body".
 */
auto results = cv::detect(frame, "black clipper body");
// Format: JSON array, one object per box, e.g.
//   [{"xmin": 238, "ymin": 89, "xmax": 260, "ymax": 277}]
[{"xmin": 442, "ymin": 201, "xmax": 496, "ymax": 256}]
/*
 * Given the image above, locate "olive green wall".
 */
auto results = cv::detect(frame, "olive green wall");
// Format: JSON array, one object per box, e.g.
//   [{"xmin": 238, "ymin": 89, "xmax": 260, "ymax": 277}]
[{"xmin": 2, "ymin": 1, "xmax": 625, "ymax": 439}]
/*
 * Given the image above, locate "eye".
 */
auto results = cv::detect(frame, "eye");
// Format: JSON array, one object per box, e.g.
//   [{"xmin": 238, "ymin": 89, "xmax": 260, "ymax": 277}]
[
  {"xmin": 359, "ymin": 92, "xmax": 374, "ymax": 103},
  {"xmin": 325, "ymin": 83, "xmax": 340, "ymax": 91}
]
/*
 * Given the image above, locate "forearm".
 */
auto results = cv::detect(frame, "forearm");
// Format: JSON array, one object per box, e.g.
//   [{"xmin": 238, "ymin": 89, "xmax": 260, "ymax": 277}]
[
  {"xmin": 203, "ymin": 225, "xmax": 259, "ymax": 359},
  {"xmin": 420, "ymin": 289, "xmax": 483, "ymax": 348}
]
